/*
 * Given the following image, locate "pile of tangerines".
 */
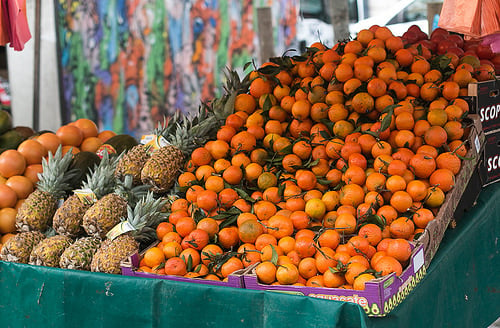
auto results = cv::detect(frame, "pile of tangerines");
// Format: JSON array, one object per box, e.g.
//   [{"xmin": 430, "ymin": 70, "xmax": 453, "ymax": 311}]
[
  {"xmin": 0, "ymin": 119, "xmax": 116, "ymax": 247},
  {"xmin": 140, "ymin": 26, "xmax": 495, "ymax": 290}
]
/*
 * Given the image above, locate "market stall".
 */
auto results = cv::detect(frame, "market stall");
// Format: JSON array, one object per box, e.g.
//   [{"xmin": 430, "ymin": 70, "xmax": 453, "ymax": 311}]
[
  {"xmin": 0, "ymin": 1, "xmax": 499, "ymax": 327},
  {"xmin": 0, "ymin": 182, "xmax": 498, "ymax": 327}
]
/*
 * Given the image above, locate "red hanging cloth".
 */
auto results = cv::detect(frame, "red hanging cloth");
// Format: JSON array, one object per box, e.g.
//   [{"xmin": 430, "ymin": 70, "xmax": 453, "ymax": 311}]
[
  {"xmin": 439, "ymin": 0, "xmax": 500, "ymax": 38},
  {"xmin": 1, "ymin": 0, "xmax": 31, "ymax": 51}
]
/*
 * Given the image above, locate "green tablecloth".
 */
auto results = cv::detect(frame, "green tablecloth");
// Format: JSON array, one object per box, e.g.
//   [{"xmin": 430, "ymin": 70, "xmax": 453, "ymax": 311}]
[
  {"xmin": 0, "ymin": 183, "xmax": 499, "ymax": 327},
  {"xmin": 368, "ymin": 182, "xmax": 500, "ymax": 328}
]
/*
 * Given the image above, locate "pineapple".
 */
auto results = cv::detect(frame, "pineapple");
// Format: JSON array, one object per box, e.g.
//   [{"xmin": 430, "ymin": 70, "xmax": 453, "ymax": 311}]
[
  {"xmin": 140, "ymin": 107, "xmax": 219, "ymax": 193},
  {"xmin": 81, "ymin": 174, "xmax": 150, "ymax": 239},
  {"xmin": 140, "ymin": 69, "xmax": 245, "ymax": 193},
  {"xmin": 114, "ymin": 144, "xmax": 151, "ymax": 185},
  {"xmin": 29, "ymin": 234, "xmax": 73, "ymax": 267},
  {"xmin": 52, "ymin": 151, "xmax": 121, "ymax": 237},
  {"xmin": 0, "ymin": 231, "xmax": 45, "ymax": 263},
  {"xmin": 16, "ymin": 146, "xmax": 76, "ymax": 232},
  {"xmin": 59, "ymin": 237, "xmax": 101, "ymax": 270},
  {"xmin": 91, "ymin": 192, "xmax": 167, "ymax": 274},
  {"xmin": 114, "ymin": 116, "xmax": 177, "ymax": 185}
]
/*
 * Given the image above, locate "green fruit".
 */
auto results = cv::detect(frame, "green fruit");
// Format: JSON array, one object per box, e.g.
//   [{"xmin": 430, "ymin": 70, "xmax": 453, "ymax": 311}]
[
  {"xmin": 0, "ymin": 110, "xmax": 12, "ymax": 135},
  {"xmin": 0, "ymin": 129, "xmax": 26, "ymax": 149},
  {"xmin": 459, "ymin": 55, "xmax": 481, "ymax": 69},
  {"xmin": 68, "ymin": 151, "xmax": 102, "ymax": 189},
  {"xmin": 96, "ymin": 134, "xmax": 138, "ymax": 157},
  {"xmin": 14, "ymin": 126, "xmax": 35, "ymax": 139}
]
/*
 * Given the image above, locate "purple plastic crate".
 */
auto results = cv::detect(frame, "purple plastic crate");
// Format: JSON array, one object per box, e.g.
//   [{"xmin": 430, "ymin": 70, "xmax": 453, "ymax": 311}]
[
  {"xmin": 120, "ymin": 245, "xmax": 245, "ymax": 288},
  {"xmin": 243, "ymin": 244, "xmax": 426, "ymax": 317}
]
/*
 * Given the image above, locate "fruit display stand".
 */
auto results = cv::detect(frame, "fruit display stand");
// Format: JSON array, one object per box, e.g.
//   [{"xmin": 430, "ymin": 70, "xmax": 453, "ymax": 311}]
[
  {"xmin": 417, "ymin": 114, "xmax": 484, "ymax": 265},
  {"xmin": 241, "ymin": 114, "xmax": 484, "ymax": 318},
  {"xmin": 0, "ymin": 183, "xmax": 498, "ymax": 327},
  {"xmin": 243, "ymin": 244, "xmax": 426, "ymax": 317},
  {"xmin": 120, "ymin": 242, "xmax": 247, "ymax": 288}
]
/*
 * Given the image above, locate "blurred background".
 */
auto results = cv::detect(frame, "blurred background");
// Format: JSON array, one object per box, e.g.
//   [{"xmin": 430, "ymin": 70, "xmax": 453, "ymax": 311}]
[{"xmin": 4, "ymin": 0, "xmax": 441, "ymax": 137}]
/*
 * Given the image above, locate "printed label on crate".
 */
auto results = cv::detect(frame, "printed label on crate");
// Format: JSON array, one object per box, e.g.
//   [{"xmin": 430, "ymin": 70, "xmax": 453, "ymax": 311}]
[
  {"xmin": 412, "ymin": 247, "xmax": 425, "ymax": 273},
  {"xmin": 308, "ymin": 293, "xmax": 370, "ymax": 308},
  {"xmin": 480, "ymin": 132, "xmax": 500, "ymax": 185},
  {"xmin": 382, "ymin": 265, "xmax": 426, "ymax": 315},
  {"xmin": 74, "ymin": 188, "xmax": 98, "ymax": 205},
  {"xmin": 469, "ymin": 79, "xmax": 500, "ymax": 133},
  {"xmin": 475, "ymin": 136, "xmax": 481, "ymax": 154}
]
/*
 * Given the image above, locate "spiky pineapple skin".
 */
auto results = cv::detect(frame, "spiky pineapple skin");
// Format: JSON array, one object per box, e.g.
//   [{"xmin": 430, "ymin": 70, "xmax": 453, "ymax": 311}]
[
  {"xmin": 115, "ymin": 144, "xmax": 151, "ymax": 185},
  {"xmin": 29, "ymin": 235, "xmax": 73, "ymax": 267},
  {"xmin": 91, "ymin": 234, "xmax": 139, "ymax": 274},
  {"xmin": 16, "ymin": 190, "xmax": 58, "ymax": 232},
  {"xmin": 141, "ymin": 145, "xmax": 184, "ymax": 193},
  {"xmin": 0, "ymin": 231, "xmax": 45, "ymax": 263},
  {"xmin": 82, "ymin": 193, "xmax": 128, "ymax": 239},
  {"xmin": 59, "ymin": 237, "xmax": 101, "ymax": 271},
  {"xmin": 52, "ymin": 195, "xmax": 90, "ymax": 238}
]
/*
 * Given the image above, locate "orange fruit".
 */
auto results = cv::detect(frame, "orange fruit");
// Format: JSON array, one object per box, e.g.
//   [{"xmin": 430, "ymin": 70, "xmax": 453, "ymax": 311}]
[
  {"xmin": 0, "ymin": 150, "xmax": 26, "ymax": 178},
  {"xmin": 358, "ymin": 223, "xmax": 383, "ymax": 246},
  {"xmin": 386, "ymin": 238, "xmax": 412, "ymax": 262},
  {"xmin": 73, "ymin": 118, "xmax": 99, "ymax": 139},
  {"xmin": 234, "ymin": 93, "xmax": 257, "ymax": 114},
  {"xmin": 162, "ymin": 241, "xmax": 183, "ymax": 258},
  {"xmin": 304, "ymin": 198, "xmax": 326, "ymax": 221},
  {"xmin": 238, "ymin": 219, "xmax": 264, "ymax": 244},
  {"xmin": 425, "ymin": 186, "xmax": 445, "ymax": 208},
  {"xmin": 345, "ymin": 262, "xmax": 368, "ymax": 285},
  {"xmin": 217, "ymin": 226, "xmax": 240, "ymax": 249},
  {"xmin": 164, "ymin": 257, "xmax": 188, "ymax": 276},
  {"xmin": 5, "ymin": 175, "xmax": 34, "ymax": 199},
  {"xmin": 255, "ymin": 261, "xmax": 277, "ymax": 284},
  {"xmin": 249, "ymin": 77, "xmax": 272, "ymax": 99},
  {"xmin": 23, "ymin": 164, "xmax": 43, "ymax": 185},
  {"xmin": 143, "ymin": 246, "xmax": 165, "ymax": 268},
  {"xmin": 0, "ymin": 207, "xmax": 17, "ymax": 233},
  {"xmin": 36, "ymin": 132, "xmax": 62, "ymax": 155},
  {"xmin": 323, "ymin": 268, "xmax": 346, "ymax": 288},
  {"xmin": 181, "ymin": 229, "xmax": 210, "ymax": 251},
  {"xmin": 353, "ymin": 273, "xmax": 376, "ymax": 290},
  {"xmin": 80, "ymin": 137, "xmax": 104, "ymax": 153},
  {"xmin": 372, "ymin": 255, "xmax": 403, "ymax": 276},
  {"xmin": 413, "ymin": 208, "xmax": 435, "ymax": 229},
  {"xmin": 17, "ymin": 139, "xmax": 47, "ymax": 165},
  {"xmin": 56, "ymin": 124, "xmax": 84, "ymax": 147},
  {"xmin": 156, "ymin": 222, "xmax": 174, "ymax": 240},
  {"xmin": 389, "ymin": 217, "xmax": 415, "ymax": 239},
  {"xmin": 175, "ymin": 216, "xmax": 197, "ymax": 238},
  {"xmin": 276, "ymin": 263, "xmax": 300, "ymax": 285},
  {"xmin": 334, "ymin": 212, "xmax": 357, "ymax": 234}
]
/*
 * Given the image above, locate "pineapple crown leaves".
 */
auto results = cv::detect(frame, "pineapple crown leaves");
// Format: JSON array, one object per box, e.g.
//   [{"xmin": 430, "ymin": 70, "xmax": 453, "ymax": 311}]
[
  {"xmin": 163, "ymin": 68, "xmax": 248, "ymax": 155},
  {"xmin": 153, "ymin": 114, "xmax": 180, "ymax": 138},
  {"xmin": 125, "ymin": 191, "xmax": 168, "ymax": 242},
  {"xmin": 37, "ymin": 145, "xmax": 80, "ymax": 197},
  {"xmin": 114, "ymin": 174, "xmax": 151, "ymax": 207},
  {"xmin": 167, "ymin": 108, "xmax": 219, "ymax": 156},
  {"xmin": 82, "ymin": 151, "xmax": 123, "ymax": 199},
  {"xmin": 211, "ymin": 68, "xmax": 250, "ymax": 122}
]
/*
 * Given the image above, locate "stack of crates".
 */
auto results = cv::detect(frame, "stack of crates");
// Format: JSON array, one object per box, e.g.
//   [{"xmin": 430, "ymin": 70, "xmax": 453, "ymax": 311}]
[
  {"xmin": 469, "ymin": 79, "xmax": 500, "ymax": 185},
  {"xmin": 454, "ymin": 78, "xmax": 500, "ymax": 221}
]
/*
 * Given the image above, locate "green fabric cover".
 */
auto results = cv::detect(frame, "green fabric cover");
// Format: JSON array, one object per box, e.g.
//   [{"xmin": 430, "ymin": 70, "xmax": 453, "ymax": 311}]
[
  {"xmin": 0, "ymin": 257, "xmax": 366, "ymax": 327},
  {"xmin": 368, "ymin": 182, "xmax": 500, "ymax": 328},
  {"xmin": 0, "ymin": 183, "xmax": 498, "ymax": 327}
]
